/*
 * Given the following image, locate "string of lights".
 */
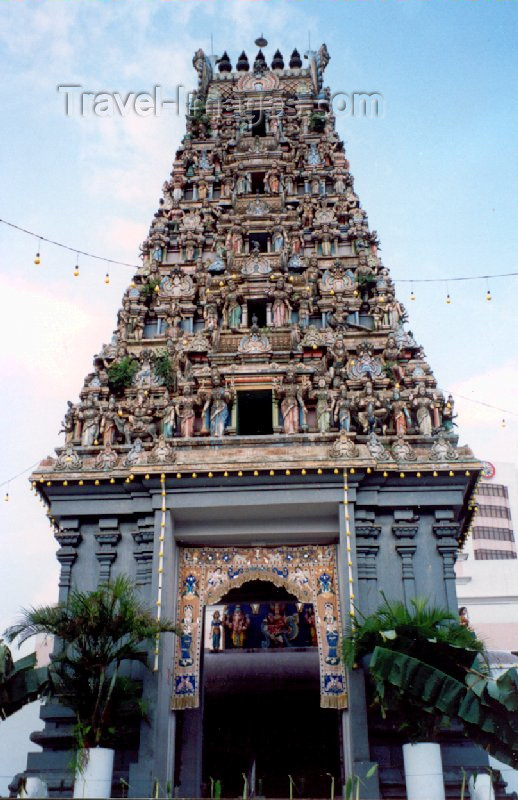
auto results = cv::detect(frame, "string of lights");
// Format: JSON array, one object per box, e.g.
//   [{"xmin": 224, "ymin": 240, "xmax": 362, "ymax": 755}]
[
  {"xmin": 0, "ymin": 217, "xmax": 140, "ymax": 269},
  {"xmin": 1, "ymin": 216, "xmax": 518, "ymax": 291}
]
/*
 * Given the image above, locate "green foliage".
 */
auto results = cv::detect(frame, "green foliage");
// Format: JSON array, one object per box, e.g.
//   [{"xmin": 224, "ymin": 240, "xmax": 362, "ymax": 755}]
[
  {"xmin": 0, "ymin": 652, "xmax": 48, "ymax": 720},
  {"xmin": 344, "ymin": 595, "xmax": 483, "ymax": 671},
  {"xmin": 190, "ymin": 103, "xmax": 211, "ymax": 136},
  {"xmin": 107, "ymin": 356, "xmax": 138, "ymax": 395},
  {"xmin": 154, "ymin": 350, "xmax": 175, "ymax": 389},
  {"xmin": 343, "ymin": 596, "xmax": 486, "ymax": 741},
  {"xmin": 356, "ymin": 273, "xmax": 376, "ymax": 287},
  {"xmin": 5, "ymin": 575, "xmax": 180, "ymax": 748},
  {"xmin": 370, "ymin": 646, "xmax": 518, "ymax": 768},
  {"xmin": 141, "ymin": 278, "xmax": 161, "ymax": 300}
]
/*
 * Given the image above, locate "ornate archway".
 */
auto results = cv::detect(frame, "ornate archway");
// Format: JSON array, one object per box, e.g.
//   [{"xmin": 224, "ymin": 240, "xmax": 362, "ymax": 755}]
[{"xmin": 172, "ymin": 545, "xmax": 347, "ymax": 710}]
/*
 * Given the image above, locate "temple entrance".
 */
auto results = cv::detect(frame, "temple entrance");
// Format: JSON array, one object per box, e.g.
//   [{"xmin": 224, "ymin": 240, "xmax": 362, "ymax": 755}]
[{"xmin": 202, "ymin": 581, "xmax": 342, "ymax": 798}]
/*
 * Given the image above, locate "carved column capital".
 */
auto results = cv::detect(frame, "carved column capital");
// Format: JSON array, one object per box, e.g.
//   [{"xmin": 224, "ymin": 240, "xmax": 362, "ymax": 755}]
[
  {"xmin": 433, "ymin": 522, "xmax": 460, "ymax": 541},
  {"xmin": 95, "ymin": 521, "xmax": 121, "ymax": 583},
  {"xmin": 54, "ymin": 521, "xmax": 81, "ymax": 588},
  {"xmin": 392, "ymin": 524, "xmax": 418, "ymax": 540},
  {"xmin": 132, "ymin": 518, "xmax": 155, "ymax": 585}
]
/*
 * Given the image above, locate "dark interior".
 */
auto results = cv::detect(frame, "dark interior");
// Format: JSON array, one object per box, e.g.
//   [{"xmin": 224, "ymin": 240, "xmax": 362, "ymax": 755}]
[
  {"xmin": 251, "ymin": 172, "xmax": 265, "ymax": 194},
  {"xmin": 249, "ymin": 232, "xmax": 268, "ymax": 252},
  {"xmin": 247, "ymin": 299, "xmax": 267, "ymax": 327},
  {"xmin": 202, "ymin": 581, "xmax": 342, "ymax": 798},
  {"xmin": 237, "ymin": 390, "xmax": 273, "ymax": 436},
  {"xmin": 251, "ymin": 110, "xmax": 266, "ymax": 137}
]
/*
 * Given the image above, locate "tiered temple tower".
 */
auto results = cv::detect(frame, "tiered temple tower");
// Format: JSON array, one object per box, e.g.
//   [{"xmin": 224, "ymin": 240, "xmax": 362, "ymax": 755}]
[{"xmin": 24, "ymin": 42, "xmax": 485, "ymax": 799}]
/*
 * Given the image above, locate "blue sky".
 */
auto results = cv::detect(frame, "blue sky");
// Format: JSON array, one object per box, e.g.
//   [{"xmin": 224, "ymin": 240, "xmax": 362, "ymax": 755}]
[{"xmin": 0, "ymin": 0, "xmax": 517, "ymax": 783}]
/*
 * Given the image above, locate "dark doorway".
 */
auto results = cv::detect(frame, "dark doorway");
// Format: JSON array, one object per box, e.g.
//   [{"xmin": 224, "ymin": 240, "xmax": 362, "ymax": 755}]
[
  {"xmin": 202, "ymin": 580, "xmax": 342, "ymax": 798},
  {"xmin": 251, "ymin": 110, "xmax": 266, "ymax": 137},
  {"xmin": 249, "ymin": 232, "xmax": 268, "ymax": 253},
  {"xmin": 237, "ymin": 390, "xmax": 272, "ymax": 436},
  {"xmin": 203, "ymin": 687, "xmax": 341, "ymax": 798},
  {"xmin": 247, "ymin": 300, "xmax": 267, "ymax": 327},
  {"xmin": 251, "ymin": 172, "xmax": 265, "ymax": 194}
]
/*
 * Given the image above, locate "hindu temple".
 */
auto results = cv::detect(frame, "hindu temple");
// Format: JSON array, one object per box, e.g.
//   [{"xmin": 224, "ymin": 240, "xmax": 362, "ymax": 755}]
[{"xmin": 20, "ymin": 41, "xmax": 488, "ymax": 798}]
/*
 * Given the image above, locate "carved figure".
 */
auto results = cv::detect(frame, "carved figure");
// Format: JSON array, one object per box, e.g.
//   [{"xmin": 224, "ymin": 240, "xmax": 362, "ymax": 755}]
[
  {"xmin": 95, "ymin": 443, "xmax": 119, "ymax": 471},
  {"xmin": 149, "ymin": 434, "xmax": 175, "ymax": 464},
  {"xmin": 202, "ymin": 373, "xmax": 233, "ymax": 437},
  {"xmin": 125, "ymin": 438, "xmax": 145, "ymax": 467},
  {"xmin": 175, "ymin": 384, "xmax": 198, "ymax": 438},
  {"xmin": 276, "ymin": 367, "xmax": 306, "ymax": 434},
  {"xmin": 311, "ymin": 378, "xmax": 333, "ymax": 433},
  {"xmin": 333, "ymin": 385, "xmax": 351, "ymax": 432},
  {"xmin": 60, "ymin": 401, "xmax": 76, "ymax": 443},
  {"xmin": 391, "ymin": 389, "xmax": 411, "ymax": 436},
  {"xmin": 79, "ymin": 396, "xmax": 100, "ymax": 446},
  {"xmin": 429, "ymin": 429, "xmax": 458, "ymax": 462},
  {"xmin": 269, "ymin": 279, "xmax": 292, "ymax": 327},
  {"xmin": 223, "ymin": 281, "xmax": 242, "ymax": 329},
  {"xmin": 413, "ymin": 385, "xmax": 433, "ymax": 436}
]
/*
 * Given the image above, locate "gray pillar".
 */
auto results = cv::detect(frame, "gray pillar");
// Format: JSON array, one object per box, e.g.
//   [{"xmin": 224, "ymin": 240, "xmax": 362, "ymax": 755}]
[
  {"xmin": 95, "ymin": 518, "xmax": 120, "ymax": 583},
  {"xmin": 392, "ymin": 515, "xmax": 419, "ymax": 606},
  {"xmin": 396, "ymin": 546, "xmax": 417, "ymax": 604},
  {"xmin": 342, "ymin": 490, "xmax": 380, "ymax": 798},
  {"xmin": 55, "ymin": 520, "xmax": 81, "ymax": 600},
  {"xmin": 129, "ymin": 494, "xmax": 178, "ymax": 797},
  {"xmin": 433, "ymin": 518, "xmax": 460, "ymax": 612}
]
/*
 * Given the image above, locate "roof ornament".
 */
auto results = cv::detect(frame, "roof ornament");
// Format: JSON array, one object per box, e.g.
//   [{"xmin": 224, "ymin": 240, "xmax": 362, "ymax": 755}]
[
  {"xmin": 236, "ymin": 51, "xmax": 250, "ymax": 72},
  {"xmin": 289, "ymin": 48, "xmax": 302, "ymax": 69},
  {"xmin": 253, "ymin": 49, "xmax": 267, "ymax": 76},
  {"xmin": 306, "ymin": 43, "xmax": 330, "ymax": 95},
  {"xmin": 271, "ymin": 49, "xmax": 284, "ymax": 71},
  {"xmin": 192, "ymin": 48, "xmax": 213, "ymax": 103},
  {"xmin": 254, "ymin": 34, "xmax": 268, "ymax": 48},
  {"xmin": 217, "ymin": 51, "xmax": 232, "ymax": 73}
]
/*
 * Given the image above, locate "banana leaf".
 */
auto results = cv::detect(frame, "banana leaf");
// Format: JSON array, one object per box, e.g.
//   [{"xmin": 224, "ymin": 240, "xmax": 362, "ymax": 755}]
[{"xmin": 369, "ymin": 647, "xmax": 518, "ymax": 768}]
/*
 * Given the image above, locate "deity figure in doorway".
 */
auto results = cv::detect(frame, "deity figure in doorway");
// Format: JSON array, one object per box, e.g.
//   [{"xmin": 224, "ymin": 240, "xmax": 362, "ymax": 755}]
[
  {"xmin": 210, "ymin": 610, "xmax": 223, "ymax": 652},
  {"xmin": 226, "ymin": 605, "xmax": 249, "ymax": 648}
]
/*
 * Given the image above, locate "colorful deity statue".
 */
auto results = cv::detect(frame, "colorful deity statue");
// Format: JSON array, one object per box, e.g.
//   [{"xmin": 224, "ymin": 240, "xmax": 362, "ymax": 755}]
[
  {"xmin": 226, "ymin": 605, "xmax": 249, "ymax": 648},
  {"xmin": 210, "ymin": 610, "xmax": 223, "ymax": 652}
]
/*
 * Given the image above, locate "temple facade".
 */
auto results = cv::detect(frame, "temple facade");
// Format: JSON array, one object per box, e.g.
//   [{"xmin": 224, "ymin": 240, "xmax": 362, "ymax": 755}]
[{"xmin": 22, "ymin": 42, "xmax": 487, "ymax": 798}]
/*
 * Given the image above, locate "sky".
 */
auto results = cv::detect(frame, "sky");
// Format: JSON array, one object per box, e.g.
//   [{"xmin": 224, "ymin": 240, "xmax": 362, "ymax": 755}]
[{"xmin": 0, "ymin": 0, "xmax": 517, "ymax": 785}]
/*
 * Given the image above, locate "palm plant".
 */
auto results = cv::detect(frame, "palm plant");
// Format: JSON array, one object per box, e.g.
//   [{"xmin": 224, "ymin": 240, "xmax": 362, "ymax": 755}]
[{"xmin": 5, "ymin": 575, "xmax": 180, "ymax": 749}]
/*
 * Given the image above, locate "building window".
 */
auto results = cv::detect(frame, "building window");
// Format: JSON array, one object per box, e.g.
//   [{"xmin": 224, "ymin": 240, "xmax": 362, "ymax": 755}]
[
  {"xmin": 472, "ymin": 526, "xmax": 515, "ymax": 542},
  {"xmin": 237, "ymin": 390, "xmax": 273, "ymax": 436},
  {"xmin": 474, "ymin": 549, "xmax": 517, "ymax": 561},
  {"xmin": 476, "ymin": 505, "xmax": 512, "ymax": 520},
  {"xmin": 477, "ymin": 483, "xmax": 509, "ymax": 498}
]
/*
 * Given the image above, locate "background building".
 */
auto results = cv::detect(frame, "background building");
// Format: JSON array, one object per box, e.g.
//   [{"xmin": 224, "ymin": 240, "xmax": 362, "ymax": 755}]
[{"xmin": 456, "ymin": 461, "xmax": 518, "ymax": 652}]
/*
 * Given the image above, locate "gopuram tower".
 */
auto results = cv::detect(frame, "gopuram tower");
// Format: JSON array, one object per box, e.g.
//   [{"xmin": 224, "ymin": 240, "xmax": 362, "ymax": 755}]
[{"xmin": 25, "ymin": 42, "xmax": 483, "ymax": 799}]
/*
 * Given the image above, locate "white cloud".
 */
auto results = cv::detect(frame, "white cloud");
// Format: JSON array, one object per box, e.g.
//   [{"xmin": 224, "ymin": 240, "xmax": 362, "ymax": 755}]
[
  {"xmin": 450, "ymin": 362, "xmax": 518, "ymax": 462},
  {"xmin": 0, "ymin": 275, "xmax": 108, "ymax": 396}
]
